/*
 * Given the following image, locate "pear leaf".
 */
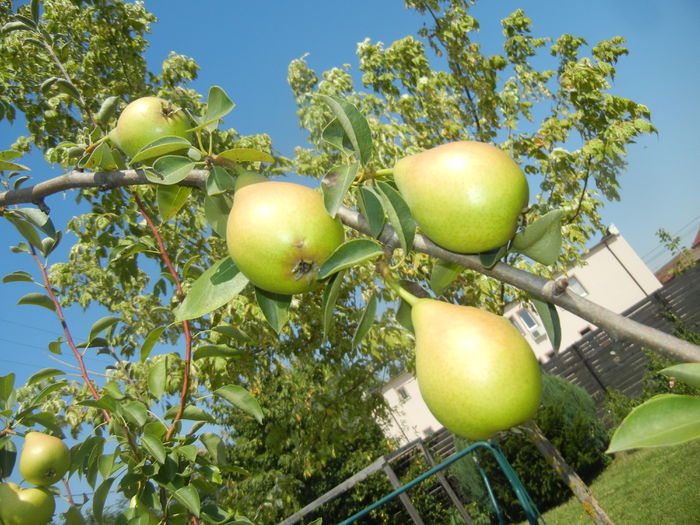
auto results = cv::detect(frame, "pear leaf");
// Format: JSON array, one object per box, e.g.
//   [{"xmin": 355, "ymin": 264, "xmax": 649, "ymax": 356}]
[
  {"xmin": 255, "ymin": 288, "xmax": 290, "ymax": 334},
  {"xmin": 206, "ymin": 166, "xmax": 236, "ymax": 196},
  {"xmin": 95, "ymin": 95, "xmax": 119, "ymax": 126},
  {"xmin": 531, "ymin": 297, "xmax": 562, "ymax": 352},
  {"xmin": 214, "ymin": 385, "xmax": 264, "ymax": 424},
  {"xmin": 607, "ymin": 394, "xmax": 700, "ymax": 453},
  {"xmin": 352, "ymin": 294, "xmax": 377, "ymax": 348},
  {"xmin": 0, "ymin": 440, "xmax": 17, "ymax": 479},
  {"xmin": 318, "ymin": 239, "xmax": 383, "ymax": 279},
  {"xmin": 321, "ymin": 162, "xmax": 359, "ymax": 217},
  {"xmin": 0, "ymin": 150, "xmax": 23, "ymax": 161},
  {"xmin": 27, "ymin": 368, "xmax": 64, "ymax": 386},
  {"xmin": 140, "ymin": 326, "xmax": 165, "ymax": 362},
  {"xmin": 430, "ymin": 260, "xmax": 463, "ymax": 296},
  {"xmin": 141, "ymin": 434, "xmax": 167, "ymax": 465},
  {"xmin": 510, "ymin": 209, "xmax": 564, "ymax": 265},
  {"xmin": 358, "ymin": 186, "xmax": 386, "ymax": 238},
  {"xmin": 174, "ymin": 486, "xmax": 200, "ymax": 518},
  {"xmin": 88, "ymin": 316, "xmax": 120, "ymax": 342},
  {"xmin": 0, "ymin": 159, "xmax": 30, "ymax": 171},
  {"xmin": 479, "ymin": 245, "xmax": 508, "ymax": 269},
  {"xmin": 150, "ymin": 155, "xmax": 196, "ymax": 185},
  {"xmin": 3, "ymin": 270, "xmax": 33, "ymax": 283},
  {"xmin": 660, "ymin": 363, "xmax": 700, "ymax": 389},
  {"xmin": 193, "ymin": 345, "xmax": 246, "ymax": 360},
  {"xmin": 396, "ymin": 298, "xmax": 414, "ymax": 334},
  {"xmin": 322, "ymin": 270, "xmax": 345, "ymax": 341},
  {"xmin": 164, "ymin": 405, "xmax": 215, "ymax": 423},
  {"xmin": 217, "ymin": 148, "xmax": 274, "ymax": 163},
  {"xmin": 317, "ymin": 94, "xmax": 373, "ymax": 165},
  {"xmin": 376, "ymin": 181, "xmax": 415, "ymax": 253},
  {"xmin": 322, "ymin": 118, "xmax": 355, "ymax": 153},
  {"xmin": 17, "ymin": 292, "xmax": 55, "ymax": 311},
  {"xmin": 204, "ymin": 85, "xmax": 235, "ymax": 126},
  {"xmin": 130, "ymin": 136, "xmax": 192, "ymax": 165},
  {"xmin": 174, "ymin": 257, "xmax": 249, "ymax": 321},
  {"xmin": 93, "ymin": 477, "xmax": 115, "ymax": 524},
  {"xmin": 147, "ymin": 357, "xmax": 166, "ymax": 401},
  {"xmin": 203, "ymin": 192, "xmax": 232, "ymax": 238},
  {"xmin": 157, "ymin": 184, "xmax": 192, "ymax": 221}
]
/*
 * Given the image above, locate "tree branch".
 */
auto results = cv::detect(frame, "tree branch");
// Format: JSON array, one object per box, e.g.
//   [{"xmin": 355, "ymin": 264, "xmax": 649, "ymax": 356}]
[{"xmin": 2, "ymin": 169, "xmax": 699, "ymax": 363}]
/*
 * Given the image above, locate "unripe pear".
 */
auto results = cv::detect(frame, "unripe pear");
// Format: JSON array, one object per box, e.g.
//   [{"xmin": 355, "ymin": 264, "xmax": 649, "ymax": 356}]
[
  {"xmin": 412, "ymin": 299, "xmax": 542, "ymax": 440},
  {"xmin": 226, "ymin": 180, "xmax": 345, "ymax": 295},
  {"xmin": 0, "ymin": 482, "xmax": 55, "ymax": 525},
  {"xmin": 393, "ymin": 141, "xmax": 528, "ymax": 253},
  {"xmin": 109, "ymin": 96, "xmax": 192, "ymax": 159},
  {"xmin": 19, "ymin": 431, "xmax": 70, "ymax": 486}
]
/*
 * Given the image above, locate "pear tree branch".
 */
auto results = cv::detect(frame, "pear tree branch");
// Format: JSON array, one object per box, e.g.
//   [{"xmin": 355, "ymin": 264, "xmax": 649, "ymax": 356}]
[{"xmin": 2, "ymin": 169, "xmax": 699, "ymax": 363}]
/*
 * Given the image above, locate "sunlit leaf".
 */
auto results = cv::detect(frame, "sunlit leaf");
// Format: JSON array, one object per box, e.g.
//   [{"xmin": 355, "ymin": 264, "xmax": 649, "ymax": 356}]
[
  {"xmin": 95, "ymin": 96, "xmax": 119, "ymax": 126},
  {"xmin": 203, "ymin": 192, "xmax": 232, "ymax": 238},
  {"xmin": 27, "ymin": 368, "xmax": 64, "ymax": 386},
  {"xmin": 352, "ymin": 295, "xmax": 377, "ymax": 348},
  {"xmin": 173, "ymin": 486, "xmax": 200, "ymax": 518},
  {"xmin": 17, "ymin": 292, "xmax": 55, "ymax": 311},
  {"xmin": 511, "ymin": 209, "xmax": 564, "ymax": 265},
  {"xmin": 255, "ymin": 288, "xmax": 290, "ymax": 334},
  {"xmin": 214, "ymin": 385, "xmax": 264, "ymax": 424},
  {"xmin": 130, "ymin": 136, "xmax": 192, "ymax": 165},
  {"xmin": 149, "ymin": 155, "xmax": 195, "ymax": 185},
  {"xmin": 164, "ymin": 405, "xmax": 216, "ymax": 423},
  {"xmin": 217, "ymin": 148, "xmax": 273, "ymax": 163},
  {"xmin": 140, "ymin": 326, "xmax": 165, "ymax": 362},
  {"xmin": 430, "ymin": 260, "xmax": 463, "ymax": 296},
  {"xmin": 318, "ymin": 95, "xmax": 373, "ymax": 165},
  {"xmin": 141, "ymin": 434, "xmax": 167, "ymax": 465},
  {"xmin": 148, "ymin": 357, "xmax": 166, "ymax": 400},
  {"xmin": 376, "ymin": 181, "xmax": 415, "ymax": 253},
  {"xmin": 321, "ymin": 162, "xmax": 359, "ymax": 217},
  {"xmin": 157, "ymin": 184, "xmax": 191, "ymax": 221},
  {"xmin": 93, "ymin": 477, "xmax": 115, "ymax": 524},
  {"xmin": 661, "ymin": 363, "xmax": 700, "ymax": 390},
  {"xmin": 88, "ymin": 316, "xmax": 120, "ymax": 342},
  {"xmin": 206, "ymin": 166, "xmax": 236, "ymax": 196},
  {"xmin": 2, "ymin": 270, "xmax": 33, "ymax": 283},
  {"xmin": 318, "ymin": 239, "xmax": 383, "ymax": 279},
  {"xmin": 358, "ymin": 186, "xmax": 386, "ymax": 238},
  {"xmin": 322, "ymin": 270, "xmax": 345, "ymax": 341},
  {"xmin": 531, "ymin": 297, "xmax": 562, "ymax": 352}
]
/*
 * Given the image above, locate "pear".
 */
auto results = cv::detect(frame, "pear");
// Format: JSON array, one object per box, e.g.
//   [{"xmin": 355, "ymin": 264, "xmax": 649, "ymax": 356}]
[
  {"xmin": 0, "ymin": 482, "xmax": 55, "ymax": 525},
  {"xmin": 393, "ymin": 141, "xmax": 529, "ymax": 253},
  {"xmin": 226, "ymin": 180, "xmax": 345, "ymax": 295},
  {"xmin": 18, "ymin": 432, "xmax": 70, "ymax": 486},
  {"xmin": 412, "ymin": 299, "xmax": 542, "ymax": 440}
]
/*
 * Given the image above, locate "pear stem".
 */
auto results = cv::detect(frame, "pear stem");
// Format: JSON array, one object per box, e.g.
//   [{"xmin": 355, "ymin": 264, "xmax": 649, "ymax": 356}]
[
  {"xmin": 377, "ymin": 261, "xmax": 419, "ymax": 307},
  {"xmin": 358, "ymin": 167, "xmax": 393, "ymax": 183}
]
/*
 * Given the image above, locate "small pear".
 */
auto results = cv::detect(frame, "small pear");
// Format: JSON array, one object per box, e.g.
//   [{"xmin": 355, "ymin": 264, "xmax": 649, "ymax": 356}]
[
  {"xmin": 19, "ymin": 432, "xmax": 70, "ymax": 486},
  {"xmin": 226, "ymin": 180, "xmax": 345, "ymax": 295},
  {"xmin": 393, "ymin": 141, "xmax": 529, "ymax": 253},
  {"xmin": 0, "ymin": 482, "xmax": 55, "ymax": 525},
  {"xmin": 412, "ymin": 299, "xmax": 542, "ymax": 440}
]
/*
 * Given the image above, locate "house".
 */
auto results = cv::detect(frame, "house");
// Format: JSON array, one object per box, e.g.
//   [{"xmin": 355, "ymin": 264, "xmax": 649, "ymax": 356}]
[{"xmin": 381, "ymin": 225, "xmax": 663, "ymax": 444}]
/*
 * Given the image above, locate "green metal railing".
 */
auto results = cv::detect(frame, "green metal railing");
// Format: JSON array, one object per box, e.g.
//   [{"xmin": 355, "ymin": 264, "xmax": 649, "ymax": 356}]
[{"xmin": 337, "ymin": 440, "xmax": 545, "ymax": 525}]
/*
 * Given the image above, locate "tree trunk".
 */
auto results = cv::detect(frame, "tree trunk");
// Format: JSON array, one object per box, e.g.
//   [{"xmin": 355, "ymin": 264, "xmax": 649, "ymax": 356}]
[{"xmin": 521, "ymin": 420, "xmax": 615, "ymax": 525}]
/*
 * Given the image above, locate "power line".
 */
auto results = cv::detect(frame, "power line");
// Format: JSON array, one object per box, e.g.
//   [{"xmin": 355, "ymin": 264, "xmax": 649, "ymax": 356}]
[{"xmin": 0, "ymin": 317, "xmax": 63, "ymax": 337}]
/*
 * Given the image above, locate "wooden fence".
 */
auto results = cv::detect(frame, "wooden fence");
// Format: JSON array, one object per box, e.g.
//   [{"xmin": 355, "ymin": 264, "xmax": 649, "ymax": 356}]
[{"xmin": 542, "ymin": 263, "xmax": 700, "ymax": 403}]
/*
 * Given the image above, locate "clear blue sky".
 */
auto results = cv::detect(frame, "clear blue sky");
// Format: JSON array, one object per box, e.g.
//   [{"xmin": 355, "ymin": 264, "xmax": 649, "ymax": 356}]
[{"xmin": 0, "ymin": 0, "xmax": 699, "ymax": 513}]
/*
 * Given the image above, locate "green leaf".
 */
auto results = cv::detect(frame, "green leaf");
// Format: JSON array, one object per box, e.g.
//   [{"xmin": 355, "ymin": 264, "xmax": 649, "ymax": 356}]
[
  {"xmin": 0, "ymin": 150, "xmax": 22, "ymax": 161},
  {"xmin": 121, "ymin": 400, "xmax": 148, "ymax": 427},
  {"xmin": 79, "ymin": 142, "xmax": 118, "ymax": 171},
  {"xmin": 173, "ymin": 486, "xmax": 200, "ymax": 518},
  {"xmin": 98, "ymin": 453, "xmax": 116, "ymax": 479},
  {"xmin": 214, "ymin": 385, "xmax": 264, "ymax": 424},
  {"xmin": 321, "ymin": 162, "xmax": 359, "ymax": 217},
  {"xmin": 93, "ymin": 477, "xmax": 115, "ymax": 524},
  {"xmin": 661, "ymin": 363, "xmax": 700, "ymax": 389},
  {"xmin": 1, "ymin": 20, "xmax": 35, "ymax": 35},
  {"xmin": 376, "ymin": 181, "xmax": 415, "ymax": 253},
  {"xmin": 200, "ymin": 432, "xmax": 227, "ymax": 467},
  {"xmin": 140, "ymin": 326, "xmax": 165, "ymax": 362},
  {"xmin": 255, "ymin": 288, "xmax": 290, "ymax": 334},
  {"xmin": 0, "ymin": 159, "xmax": 30, "ymax": 171},
  {"xmin": 396, "ymin": 298, "xmax": 414, "ymax": 334},
  {"xmin": 2, "ymin": 270, "xmax": 33, "ymax": 283},
  {"xmin": 318, "ymin": 239, "xmax": 383, "ymax": 279},
  {"xmin": 141, "ymin": 434, "xmax": 167, "ymax": 465},
  {"xmin": 322, "ymin": 118, "xmax": 355, "ymax": 153},
  {"xmin": 322, "ymin": 270, "xmax": 345, "ymax": 341},
  {"xmin": 164, "ymin": 405, "xmax": 215, "ymax": 423},
  {"xmin": 479, "ymin": 245, "xmax": 508, "ymax": 269},
  {"xmin": 430, "ymin": 260, "xmax": 463, "ymax": 296},
  {"xmin": 16, "ymin": 207, "xmax": 56, "ymax": 239},
  {"xmin": 217, "ymin": 148, "xmax": 274, "ymax": 163},
  {"xmin": 157, "ymin": 184, "xmax": 191, "ymax": 221},
  {"xmin": 531, "ymin": 298, "xmax": 562, "ymax": 352},
  {"xmin": 48, "ymin": 337, "xmax": 63, "ymax": 355},
  {"xmin": 318, "ymin": 95, "xmax": 373, "ymax": 165},
  {"xmin": 88, "ymin": 316, "xmax": 120, "ymax": 342},
  {"xmin": 147, "ymin": 357, "xmax": 166, "ymax": 400},
  {"xmin": 206, "ymin": 166, "xmax": 236, "ymax": 196},
  {"xmin": 30, "ymin": 0, "xmax": 40, "ymax": 22},
  {"xmin": 203, "ymin": 192, "xmax": 232, "ymax": 238},
  {"xmin": 511, "ymin": 209, "xmax": 564, "ymax": 265},
  {"xmin": 27, "ymin": 368, "xmax": 64, "ymax": 386},
  {"xmin": 194, "ymin": 345, "xmax": 246, "ymax": 360},
  {"xmin": 149, "ymin": 155, "xmax": 196, "ymax": 185},
  {"xmin": 211, "ymin": 325, "xmax": 252, "ymax": 343},
  {"xmin": 95, "ymin": 96, "xmax": 119, "ymax": 126},
  {"xmin": 17, "ymin": 292, "xmax": 55, "ymax": 311},
  {"xmin": 174, "ymin": 257, "xmax": 249, "ymax": 321},
  {"xmin": 0, "ymin": 374, "xmax": 15, "ymax": 405},
  {"xmin": 607, "ymin": 394, "xmax": 700, "ymax": 453},
  {"xmin": 0, "ymin": 440, "xmax": 17, "ymax": 479},
  {"xmin": 352, "ymin": 294, "xmax": 377, "ymax": 348},
  {"xmin": 6, "ymin": 216, "xmax": 43, "ymax": 251},
  {"xmin": 30, "ymin": 381, "xmax": 67, "ymax": 406},
  {"xmin": 53, "ymin": 78, "xmax": 81, "ymax": 100},
  {"xmin": 130, "ymin": 136, "xmax": 192, "ymax": 165},
  {"xmin": 358, "ymin": 186, "xmax": 386, "ymax": 238}
]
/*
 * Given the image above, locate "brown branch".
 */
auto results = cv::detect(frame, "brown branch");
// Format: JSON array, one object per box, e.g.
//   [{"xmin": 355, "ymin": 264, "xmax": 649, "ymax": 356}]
[
  {"xmin": 131, "ymin": 193, "xmax": 193, "ymax": 442},
  {"xmin": 63, "ymin": 478, "xmax": 76, "ymax": 506},
  {"xmin": 2, "ymin": 169, "xmax": 699, "ymax": 362},
  {"xmin": 521, "ymin": 420, "xmax": 615, "ymax": 525},
  {"xmin": 28, "ymin": 245, "xmax": 111, "ymax": 422}
]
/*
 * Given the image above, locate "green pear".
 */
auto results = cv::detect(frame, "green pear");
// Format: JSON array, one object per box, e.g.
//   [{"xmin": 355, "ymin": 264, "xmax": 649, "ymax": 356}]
[
  {"xmin": 0, "ymin": 482, "xmax": 55, "ymax": 525},
  {"xmin": 412, "ymin": 299, "xmax": 542, "ymax": 440},
  {"xmin": 109, "ymin": 96, "xmax": 192, "ymax": 159},
  {"xmin": 19, "ymin": 431, "xmax": 70, "ymax": 486},
  {"xmin": 226, "ymin": 180, "xmax": 345, "ymax": 295},
  {"xmin": 393, "ymin": 141, "xmax": 529, "ymax": 253}
]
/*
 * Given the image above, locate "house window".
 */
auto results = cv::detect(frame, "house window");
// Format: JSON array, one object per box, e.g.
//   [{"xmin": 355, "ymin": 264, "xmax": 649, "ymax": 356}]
[
  {"xmin": 397, "ymin": 387, "xmax": 409, "ymax": 401},
  {"xmin": 509, "ymin": 316, "xmax": 527, "ymax": 337},
  {"xmin": 517, "ymin": 308, "xmax": 546, "ymax": 339},
  {"xmin": 568, "ymin": 276, "xmax": 588, "ymax": 297},
  {"xmin": 423, "ymin": 426, "xmax": 434, "ymax": 437}
]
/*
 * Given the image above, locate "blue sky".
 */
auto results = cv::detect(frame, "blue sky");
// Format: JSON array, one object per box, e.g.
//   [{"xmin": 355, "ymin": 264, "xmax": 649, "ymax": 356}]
[{"xmin": 0, "ymin": 0, "xmax": 699, "ymax": 512}]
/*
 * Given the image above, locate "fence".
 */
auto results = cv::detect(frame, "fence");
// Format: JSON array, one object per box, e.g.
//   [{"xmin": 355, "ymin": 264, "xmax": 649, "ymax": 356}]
[{"xmin": 541, "ymin": 263, "xmax": 700, "ymax": 403}]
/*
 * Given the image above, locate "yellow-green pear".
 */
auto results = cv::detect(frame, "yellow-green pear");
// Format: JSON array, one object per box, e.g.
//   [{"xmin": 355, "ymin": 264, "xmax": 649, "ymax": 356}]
[
  {"xmin": 0, "ymin": 482, "xmax": 55, "ymax": 525},
  {"xmin": 18, "ymin": 431, "xmax": 70, "ymax": 486},
  {"xmin": 226, "ymin": 180, "xmax": 345, "ymax": 295},
  {"xmin": 412, "ymin": 300, "xmax": 542, "ymax": 440},
  {"xmin": 393, "ymin": 141, "xmax": 529, "ymax": 253}
]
